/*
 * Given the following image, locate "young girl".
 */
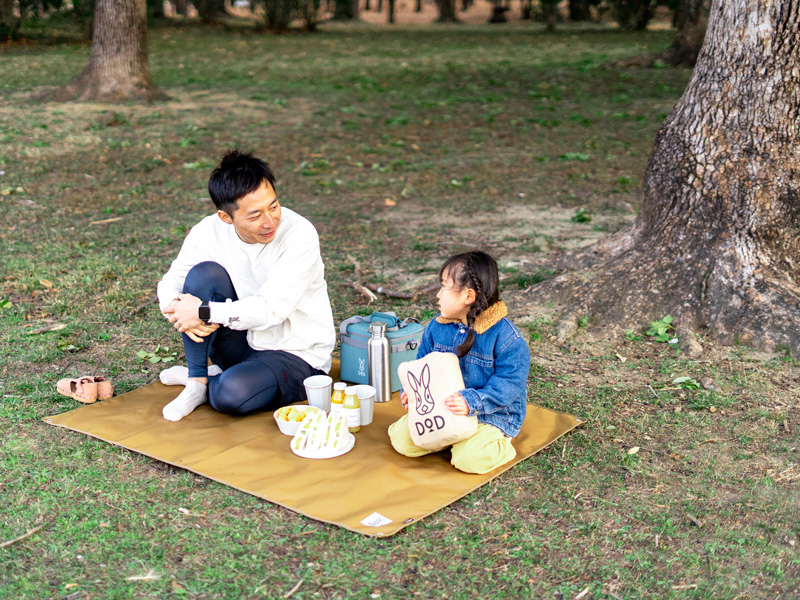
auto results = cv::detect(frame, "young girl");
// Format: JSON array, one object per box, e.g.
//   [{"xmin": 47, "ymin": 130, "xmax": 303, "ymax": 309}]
[{"xmin": 388, "ymin": 251, "xmax": 530, "ymax": 474}]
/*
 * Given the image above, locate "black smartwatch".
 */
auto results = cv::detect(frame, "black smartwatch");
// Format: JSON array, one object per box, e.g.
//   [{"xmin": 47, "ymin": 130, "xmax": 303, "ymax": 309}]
[{"xmin": 198, "ymin": 303, "xmax": 211, "ymax": 325}]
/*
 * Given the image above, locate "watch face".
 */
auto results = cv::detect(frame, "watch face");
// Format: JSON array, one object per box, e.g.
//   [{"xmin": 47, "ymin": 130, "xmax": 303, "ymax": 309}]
[{"xmin": 199, "ymin": 305, "xmax": 211, "ymax": 322}]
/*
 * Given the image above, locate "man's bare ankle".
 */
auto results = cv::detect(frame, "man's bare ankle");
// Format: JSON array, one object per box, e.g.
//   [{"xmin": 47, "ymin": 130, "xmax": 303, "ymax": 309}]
[{"xmin": 188, "ymin": 377, "xmax": 208, "ymax": 385}]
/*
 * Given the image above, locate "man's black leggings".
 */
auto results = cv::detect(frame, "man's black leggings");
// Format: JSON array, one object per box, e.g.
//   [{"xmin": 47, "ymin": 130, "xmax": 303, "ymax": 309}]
[{"xmin": 181, "ymin": 261, "xmax": 322, "ymax": 415}]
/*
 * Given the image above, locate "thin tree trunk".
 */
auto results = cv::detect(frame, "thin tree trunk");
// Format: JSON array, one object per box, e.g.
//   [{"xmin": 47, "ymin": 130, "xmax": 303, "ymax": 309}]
[
  {"xmin": 662, "ymin": 0, "xmax": 711, "ymax": 67},
  {"xmin": 149, "ymin": 0, "xmax": 165, "ymax": 18},
  {"xmin": 488, "ymin": 0, "xmax": 507, "ymax": 23},
  {"xmin": 537, "ymin": 0, "xmax": 800, "ymax": 356},
  {"xmin": 388, "ymin": 0, "xmax": 395, "ymax": 22},
  {"xmin": 173, "ymin": 0, "xmax": 189, "ymax": 15},
  {"xmin": 53, "ymin": 0, "xmax": 164, "ymax": 102},
  {"xmin": 435, "ymin": 0, "xmax": 457, "ymax": 21}
]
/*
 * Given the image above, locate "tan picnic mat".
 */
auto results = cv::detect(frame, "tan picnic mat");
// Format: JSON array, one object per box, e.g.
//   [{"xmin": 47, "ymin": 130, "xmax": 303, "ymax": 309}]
[{"xmin": 44, "ymin": 363, "xmax": 583, "ymax": 537}]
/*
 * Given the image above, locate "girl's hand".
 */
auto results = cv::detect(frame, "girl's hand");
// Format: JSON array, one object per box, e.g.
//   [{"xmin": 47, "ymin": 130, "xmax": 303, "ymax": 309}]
[
  {"xmin": 444, "ymin": 393, "xmax": 469, "ymax": 416},
  {"xmin": 400, "ymin": 391, "xmax": 409, "ymax": 411}
]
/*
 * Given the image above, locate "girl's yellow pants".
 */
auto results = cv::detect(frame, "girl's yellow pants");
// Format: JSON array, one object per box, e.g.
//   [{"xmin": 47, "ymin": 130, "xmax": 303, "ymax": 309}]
[{"xmin": 388, "ymin": 414, "xmax": 516, "ymax": 474}]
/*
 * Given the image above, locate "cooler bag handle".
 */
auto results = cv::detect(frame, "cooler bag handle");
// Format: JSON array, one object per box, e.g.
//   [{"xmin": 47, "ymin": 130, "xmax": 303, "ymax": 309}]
[{"xmin": 339, "ymin": 311, "xmax": 400, "ymax": 336}]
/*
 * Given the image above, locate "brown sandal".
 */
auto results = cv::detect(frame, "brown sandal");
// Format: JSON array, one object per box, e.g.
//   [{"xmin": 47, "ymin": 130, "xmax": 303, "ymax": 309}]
[
  {"xmin": 56, "ymin": 377, "xmax": 97, "ymax": 404},
  {"xmin": 92, "ymin": 376, "xmax": 113, "ymax": 400}
]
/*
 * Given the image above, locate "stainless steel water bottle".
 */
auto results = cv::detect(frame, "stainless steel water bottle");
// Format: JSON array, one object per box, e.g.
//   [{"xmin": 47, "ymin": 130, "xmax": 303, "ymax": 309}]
[{"xmin": 368, "ymin": 321, "xmax": 391, "ymax": 403}]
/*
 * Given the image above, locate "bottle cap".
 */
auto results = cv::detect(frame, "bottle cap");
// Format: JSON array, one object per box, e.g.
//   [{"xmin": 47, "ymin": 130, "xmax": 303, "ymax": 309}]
[
  {"xmin": 333, "ymin": 382, "xmax": 346, "ymax": 390},
  {"xmin": 370, "ymin": 321, "xmax": 387, "ymax": 335},
  {"xmin": 344, "ymin": 386, "xmax": 357, "ymax": 395}
]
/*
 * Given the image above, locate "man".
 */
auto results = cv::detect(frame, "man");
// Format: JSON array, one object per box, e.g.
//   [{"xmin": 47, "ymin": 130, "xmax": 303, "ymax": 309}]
[{"xmin": 156, "ymin": 150, "xmax": 336, "ymax": 422}]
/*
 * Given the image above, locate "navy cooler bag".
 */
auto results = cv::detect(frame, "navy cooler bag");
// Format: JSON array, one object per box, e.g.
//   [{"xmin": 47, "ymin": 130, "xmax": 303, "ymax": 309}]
[{"xmin": 339, "ymin": 311, "xmax": 424, "ymax": 392}]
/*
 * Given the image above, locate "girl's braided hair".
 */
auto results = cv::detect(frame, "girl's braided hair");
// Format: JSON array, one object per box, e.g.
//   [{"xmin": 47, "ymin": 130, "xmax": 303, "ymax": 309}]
[{"xmin": 439, "ymin": 251, "xmax": 501, "ymax": 358}]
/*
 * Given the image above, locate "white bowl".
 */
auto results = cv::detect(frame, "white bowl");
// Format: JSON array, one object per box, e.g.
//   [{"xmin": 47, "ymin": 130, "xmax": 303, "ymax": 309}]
[{"xmin": 274, "ymin": 405, "xmax": 324, "ymax": 436}]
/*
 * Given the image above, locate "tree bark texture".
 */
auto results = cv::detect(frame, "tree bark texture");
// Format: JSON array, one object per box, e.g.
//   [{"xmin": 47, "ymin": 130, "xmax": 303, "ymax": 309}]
[
  {"xmin": 539, "ymin": 0, "xmax": 800, "ymax": 355},
  {"xmin": 663, "ymin": 0, "xmax": 711, "ymax": 67},
  {"xmin": 54, "ymin": 0, "xmax": 163, "ymax": 102}
]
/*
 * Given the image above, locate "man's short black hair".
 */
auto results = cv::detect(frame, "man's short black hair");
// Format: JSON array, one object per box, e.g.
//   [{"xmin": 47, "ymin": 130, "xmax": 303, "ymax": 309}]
[{"xmin": 208, "ymin": 150, "xmax": 276, "ymax": 215}]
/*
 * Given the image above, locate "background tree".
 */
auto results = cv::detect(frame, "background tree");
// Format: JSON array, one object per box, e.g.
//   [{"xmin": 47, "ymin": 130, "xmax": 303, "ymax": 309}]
[
  {"xmin": 662, "ymin": 0, "xmax": 711, "ymax": 66},
  {"xmin": 148, "ymin": 0, "xmax": 166, "ymax": 19},
  {"xmin": 539, "ymin": 0, "xmax": 560, "ymax": 30},
  {"xmin": 0, "ymin": 0, "xmax": 35, "ymax": 39},
  {"xmin": 435, "ymin": 0, "xmax": 457, "ymax": 22},
  {"xmin": 173, "ymin": 0, "xmax": 189, "ymax": 16},
  {"xmin": 612, "ymin": 0, "xmax": 656, "ymax": 30},
  {"xmin": 334, "ymin": 0, "xmax": 359, "ymax": 20},
  {"xmin": 54, "ymin": 0, "xmax": 163, "ymax": 102},
  {"xmin": 538, "ymin": 0, "xmax": 800, "ymax": 356},
  {"xmin": 196, "ymin": 0, "xmax": 228, "ymax": 22},
  {"xmin": 259, "ymin": 0, "xmax": 295, "ymax": 30},
  {"xmin": 488, "ymin": 0, "xmax": 509, "ymax": 23},
  {"xmin": 299, "ymin": 0, "xmax": 322, "ymax": 29},
  {"xmin": 568, "ymin": 0, "xmax": 591, "ymax": 20}
]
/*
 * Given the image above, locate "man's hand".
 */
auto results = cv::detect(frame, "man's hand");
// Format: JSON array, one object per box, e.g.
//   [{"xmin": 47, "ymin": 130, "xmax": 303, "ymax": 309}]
[
  {"xmin": 162, "ymin": 293, "xmax": 218, "ymax": 341},
  {"xmin": 181, "ymin": 322, "xmax": 219, "ymax": 343},
  {"xmin": 443, "ymin": 392, "xmax": 469, "ymax": 416}
]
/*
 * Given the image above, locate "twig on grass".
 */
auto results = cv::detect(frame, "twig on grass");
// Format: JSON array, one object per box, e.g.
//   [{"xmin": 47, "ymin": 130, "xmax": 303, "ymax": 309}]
[
  {"xmin": 89, "ymin": 216, "xmax": 124, "ymax": 226},
  {"xmin": 575, "ymin": 587, "xmax": 590, "ymax": 600},
  {"xmin": 347, "ymin": 254, "xmax": 377, "ymax": 304},
  {"xmin": 686, "ymin": 513, "xmax": 703, "ymax": 528},
  {"xmin": 346, "ymin": 255, "xmax": 437, "ymax": 303},
  {"xmin": 126, "ymin": 569, "xmax": 161, "ymax": 581},
  {"xmin": 0, "ymin": 523, "xmax": 45, "ymax": 548},
  {"xmin": 132, "ymin": 296, "xmax": 158, "ymax": 314},
  {"xmin": 283, "ymin": 579, "xmax": 303, "ymax": 598}
]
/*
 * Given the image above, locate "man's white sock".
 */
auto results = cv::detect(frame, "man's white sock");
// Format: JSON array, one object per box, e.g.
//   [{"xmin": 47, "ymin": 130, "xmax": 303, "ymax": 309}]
[
  {"xmin": 160, "ymin": 364, "xmax": 222, "ymax": 386},
  {"xmin": 162, "ymin": 380, "xmax": 208, "ymax": 422}
]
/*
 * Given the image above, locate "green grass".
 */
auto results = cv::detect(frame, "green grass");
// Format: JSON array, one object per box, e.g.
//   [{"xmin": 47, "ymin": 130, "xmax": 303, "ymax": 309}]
[{"xmin": 1, "ymin": 20, "xmax": 798, "ymax": 600}]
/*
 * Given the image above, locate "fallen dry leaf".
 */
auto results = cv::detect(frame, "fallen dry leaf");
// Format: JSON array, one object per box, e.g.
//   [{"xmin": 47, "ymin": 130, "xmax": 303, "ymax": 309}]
[
  {"xmin": 627, "ymin": 446, "xmax": 640, "ymax": 455},
  {"xmin": 384, "ymin": 198, "xmax": 396, "ymax": 206}
]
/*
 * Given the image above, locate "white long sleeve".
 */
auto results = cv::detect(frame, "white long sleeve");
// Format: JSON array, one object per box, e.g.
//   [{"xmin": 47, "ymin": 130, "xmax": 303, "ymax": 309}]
[{"xmin": 156, "ymin": 208, "xmax": 336, "ymax": 372}]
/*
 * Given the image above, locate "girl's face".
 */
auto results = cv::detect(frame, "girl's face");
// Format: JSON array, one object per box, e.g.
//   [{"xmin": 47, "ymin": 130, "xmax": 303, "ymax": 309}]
[{"xmin": 437, "ymin": 269, "xmax": 476, "ymax": 324}]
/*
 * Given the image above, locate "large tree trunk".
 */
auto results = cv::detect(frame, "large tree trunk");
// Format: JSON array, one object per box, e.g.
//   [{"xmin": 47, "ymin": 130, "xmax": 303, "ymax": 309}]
[
  {"xmin": 435, "ymin": 0, "xmax": 457, "ymax": 22},
  {"xmin": 662, "ymin": 0, "xmax": 711, "ymax": 67},
  {"xmin": 538, "ymin": 0, "xmax": 800, "ymax": 356},
  {"xmin": 53, "ymin": 0, "xmax": 163, "ymax": 102}
]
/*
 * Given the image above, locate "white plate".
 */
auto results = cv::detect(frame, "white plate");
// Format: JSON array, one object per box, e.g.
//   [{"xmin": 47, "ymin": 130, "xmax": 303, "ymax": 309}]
[{"xmin": 290, "ymin": 432, "xmax": 355, "ymax": 459}]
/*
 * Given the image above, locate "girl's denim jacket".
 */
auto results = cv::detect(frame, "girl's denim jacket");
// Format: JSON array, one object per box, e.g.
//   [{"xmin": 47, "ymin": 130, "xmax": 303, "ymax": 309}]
[{"xmin": 416, "ymin": 301, "xmax": 530, "ymax": 437}]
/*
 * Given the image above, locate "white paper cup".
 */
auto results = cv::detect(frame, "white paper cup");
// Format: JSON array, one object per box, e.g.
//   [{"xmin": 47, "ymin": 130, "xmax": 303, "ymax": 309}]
[
  {"xmin": 355, "ymin": 384, "xmax": 376, "ymax": 426},
  {"xmin": 304, "ymin": 375, "xmax": 332, "ymax": 412}
]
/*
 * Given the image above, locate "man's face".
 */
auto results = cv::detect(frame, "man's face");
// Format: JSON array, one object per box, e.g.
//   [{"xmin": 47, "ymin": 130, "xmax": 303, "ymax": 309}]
[{"xmin": 219, "ymin": 180, "xmax": 281, "ymax": 245}]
